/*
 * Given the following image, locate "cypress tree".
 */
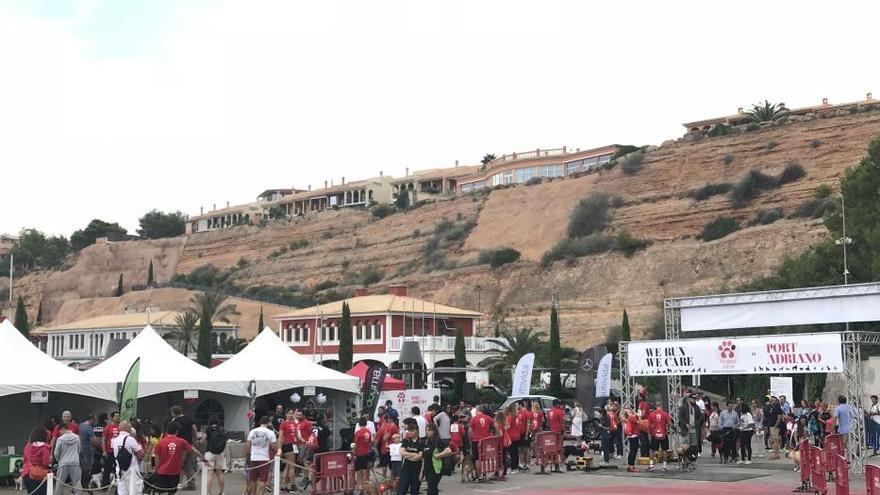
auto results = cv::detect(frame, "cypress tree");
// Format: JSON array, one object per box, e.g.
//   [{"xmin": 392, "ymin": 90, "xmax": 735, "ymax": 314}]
[
  {"xmin": 549, "ymin": 301, "xmax": 562, "ymax": 396},
  {"xmin": 257, "ymin": 306, "xmax": 264, "ymax": 333},
  {"xmin": 114, "ymin": 273, "xmax": 124, "ymax": 297},
  {"xmin": 14, "ymin": 295, "xmax": 29, "ymax": 337},
  {"xmin": 147, "ymin": 259, "xmax": 155, "ymax": 287},
  {"xmin": 621, "ymin": 309, "xmax": 631, "ymax": 342},
  {"xmin": 338, "ymin": 302, "xmax": 353, "ymax": 371},
  {"xmin": 453, "ymin": 326, "xmax": 467, "ymax": 402},
  {"xmin": 35, "ymin": 301, "xmax": 43, "ymax": 326}
]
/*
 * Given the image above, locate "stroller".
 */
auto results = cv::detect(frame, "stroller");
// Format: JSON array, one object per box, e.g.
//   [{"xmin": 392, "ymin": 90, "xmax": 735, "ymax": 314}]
[{"xmin": 676, "ymin": 431, "xmax": 699, "ymax": 472}]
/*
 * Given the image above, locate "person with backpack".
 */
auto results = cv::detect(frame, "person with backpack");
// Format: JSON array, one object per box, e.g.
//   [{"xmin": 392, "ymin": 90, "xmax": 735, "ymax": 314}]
[
  {"xmin": 23, "ymin": 426, "xmax": 51, "ymax": 495},
  {"xmin": 111, "ymin": 421, "xmax": 145, "ymax": 495},
  {"xmin": 204, "ymin": 417, "xmax": 228, "ymax": 495}
]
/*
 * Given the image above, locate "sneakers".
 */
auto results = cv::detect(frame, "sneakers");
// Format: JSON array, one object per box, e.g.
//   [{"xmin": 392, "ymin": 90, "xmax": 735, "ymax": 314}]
[
  {"xmin": 647, "ymin": 464, "xmax": 655, "ymax": 472},
  {"xmin": 614, "ymin": 455, "xmax": 622, "ymax": 460},
  {"xmin": 509, "ymin": 469, "xmax": 518, "ymax": 475},
  {"xmin": 736, "ymin": 460, "xmax": 743, "ymax": 464},
  {"xmin": 598, "ymin": 462, "xmax": 609, "ymax": 467},
  {"xmin": 744, "ymin": 460, "xmax": 752, "ymax": 465},
  {"xmin": 627, "ymin": 466, "xmax": 640, "ymax": 473}
]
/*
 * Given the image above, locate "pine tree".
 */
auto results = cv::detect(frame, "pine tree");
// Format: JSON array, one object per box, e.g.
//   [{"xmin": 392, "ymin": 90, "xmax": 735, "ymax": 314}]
[
  {"xmin": 549, "ymin": 301, "xmax": 562, "ymax": 396},
  {"xmin": 147, "ymin": 259, "xmax": 155, "ymax": 287},
  {"xmin": 453, "ymin": 326, "xmax": 467, "ymax": 402},
  {"xmin": 114, "ymin": 273, "xmax": 124, "ymax": 297},
  {"xmin": 338, "ymin": 302, "xmax": 353, "ymax": 371},
  {"xmin": 621, "ymin": 309, "xmax": 631, "ymax": 342},
  {"xmin": 257, "ymin": 306, "xmax": 264, "ymax": 333},
  {"xmin": 13, "ymin": 295, "xmax": 29, "ymax": 337}
]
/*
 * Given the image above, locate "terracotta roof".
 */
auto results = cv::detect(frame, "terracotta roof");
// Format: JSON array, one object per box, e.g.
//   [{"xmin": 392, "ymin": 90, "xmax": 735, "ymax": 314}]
[
  {"xmin": 274, "ymin": 294, "xmax": 481, "ymax": 319},
  {"xmin": 35, "ymin": 311, "xmax": 237, "ymax": 333}
]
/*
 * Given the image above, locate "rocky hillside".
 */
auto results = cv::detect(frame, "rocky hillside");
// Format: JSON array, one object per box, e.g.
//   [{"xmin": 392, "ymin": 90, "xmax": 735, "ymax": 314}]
[{"xmin": 10, "ymin": 109, "xmax": 880, "ymax": 346}]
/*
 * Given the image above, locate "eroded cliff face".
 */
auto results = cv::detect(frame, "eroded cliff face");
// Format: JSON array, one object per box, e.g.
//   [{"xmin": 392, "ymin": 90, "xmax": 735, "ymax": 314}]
[{"xmin": 13, "ymin": 110, "xmax": 880, "ymax": 346}]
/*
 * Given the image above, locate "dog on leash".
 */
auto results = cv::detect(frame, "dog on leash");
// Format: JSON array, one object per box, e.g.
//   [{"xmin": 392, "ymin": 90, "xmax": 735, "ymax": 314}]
[
  {"xmin": 676, "ymin": 443, "xmax": 699, "ymax": 472},
  {"xmin": 459, "ymin": 452, "xmax": 476, "ymax": 482},
  {"xmin": 12, "ymin": 469, "xmax": 22, "ymax": 491}
]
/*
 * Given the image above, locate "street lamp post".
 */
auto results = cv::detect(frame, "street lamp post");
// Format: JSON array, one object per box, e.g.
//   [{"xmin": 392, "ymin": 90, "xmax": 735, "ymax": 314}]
[{"xmin": 835, "ymin": 195, "xmax": 852, "ymax": 330}]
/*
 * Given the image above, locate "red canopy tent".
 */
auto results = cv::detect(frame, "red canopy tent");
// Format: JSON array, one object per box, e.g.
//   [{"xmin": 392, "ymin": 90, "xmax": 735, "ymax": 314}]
[{"xmin": 347, "ymin": 362, "xmax": 405, "ymax": 391}]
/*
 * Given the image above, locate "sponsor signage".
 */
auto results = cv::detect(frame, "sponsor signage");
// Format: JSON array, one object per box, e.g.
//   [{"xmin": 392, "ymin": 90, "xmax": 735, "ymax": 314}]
[
  {"xmin": 627, "ymin": 333, "xmax": 842, "ymax": 376},
  {"xmin": 376, "ymin": 388, "xmax": 439, "ymax": 421},
  {"xmin": 30, "ymin": 391, "xmax": 48, "ymax": 403},
  {"xmin": 362, "ymin": 363, "xmax": 388, "ymax": 417}
]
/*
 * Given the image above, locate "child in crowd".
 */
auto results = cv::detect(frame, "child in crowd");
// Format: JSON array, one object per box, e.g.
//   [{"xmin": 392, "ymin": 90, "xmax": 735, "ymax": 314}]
[{"xmin": 388, "ymin": 433, "xmax": 402, "ymax": 487}]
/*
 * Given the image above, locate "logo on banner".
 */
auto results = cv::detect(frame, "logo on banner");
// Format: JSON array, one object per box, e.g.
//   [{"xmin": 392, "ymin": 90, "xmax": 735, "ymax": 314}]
[
  {"xmin": 717, "ymin": 340, "xmax": 737, "ymax": 365},
  {"xmin": 580, "ymin": 357, "xmax": 594, "ymax": 372}
]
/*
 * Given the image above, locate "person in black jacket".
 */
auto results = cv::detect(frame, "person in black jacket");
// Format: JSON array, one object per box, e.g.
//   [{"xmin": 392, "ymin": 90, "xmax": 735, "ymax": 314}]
[{"xmin": 421, "ymin": 424, "xmax": 455, "ymax": 495}]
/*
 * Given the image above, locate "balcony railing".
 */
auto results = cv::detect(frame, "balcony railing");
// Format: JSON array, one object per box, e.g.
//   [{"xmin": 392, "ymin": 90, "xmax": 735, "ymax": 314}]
[
  {"xmin": 388, "ymin": 335, "xmax": 502, "ymax": 353},
  {"xmin": 491, "ymin": 147, "xmax": 569, "ymax": 165}
]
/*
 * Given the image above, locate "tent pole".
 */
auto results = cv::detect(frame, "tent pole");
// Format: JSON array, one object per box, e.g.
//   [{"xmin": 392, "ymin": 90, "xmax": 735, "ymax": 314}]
[{"xmin": 249, "ymin": 380, "xmax": 256, "ymax": 430}]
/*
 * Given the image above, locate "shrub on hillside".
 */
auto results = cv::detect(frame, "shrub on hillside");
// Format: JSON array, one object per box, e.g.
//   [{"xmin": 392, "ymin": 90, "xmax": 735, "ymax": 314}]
[
  {"xmin": 778, "ymin": 162, "xmax": 806, "ymax": 185},
  {"xmin": 722, "ymin": 154, "xmax": 735, "ymax": 165},
  {"xmin": 524, "ymin": 177, "xmax": 543, "ymax": 186},
  {"xmin": 810, "ymin": 139, "xmax": 823, "ymax": 149},
  {"xmin": 171, "ymin": 264, "xmax": 221, "ymax": 286},
  {"xmin": 766, "ymin": 140, "xmax": 779, "ymax": 150},
  {"xmin": 752, "ymin": 208, "xmax": 784, "ymax": 225},
  {"xmin": 289, "ymin": 239, "xmax": 309, "ymax": 251},
  {"xmin": 615, "ymin": 230, "xmax": 652, "ymax": 257},
  {"xmin": 541, "ymin": 234, "xmax": 615, "ymax": 267},
  {"xmin": 313, "ymin": 280, "xmax": 339, "ymax": 292},
  {"xmin": 478, "ymin": 248, "xmax": 521, "ymax": 268},
  {"xmin": 612, "ymin": 145, "xmax": 642, "ymax": 160},
  {"xmin": 814, "ymin": 184, "xmax": 832, "ymax": 199},
  {"xmin": 708, "ymin": 124, "xmax": 734, "ymax": 137},
  {"xmin": 730, "ymin": 169, "xmax": 778, "ymax": 208},
  {"xmin": 794, "ymin": 197, "xmax": 837, "ymax": 219},
  {"xmin": 700, "ymin": 217, "xmax": 739, "ymax": 241},
  {"xmin": 359, "ymin": 265, "xmax": 384, "ymax": 287},
  {"xmin": 372, "ymin": 204, "xmax": 395, "ymax": 219},
  {"xmin": 690, "ymin": 182, "xmax": 733, "ymax": 201},
  {"xmin": 620, "ymin": 151, "xmax": 645, "ymax": 175},
  {"xmin": 567, "ymin": 193, "xmax": 614, "ymax": 238}
]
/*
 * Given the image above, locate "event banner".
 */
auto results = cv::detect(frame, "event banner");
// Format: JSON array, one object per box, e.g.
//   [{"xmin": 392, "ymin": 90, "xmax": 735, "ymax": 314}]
[
  {"xmin": 119, "ymin": 357, "xmax": 140, "ymax": 421},
  {"xmin": 595, "ymin": 353, "xmax": 613, "ymax": 398},
  {"xmin": 376, "ymin": 388, "xmax": 440, "ymax": 421},
  {"xmin": 576, "ymin": 345, "xmax": 606, "ymax": 412},
  {"xmin": 627, "ymin": 333, "xmax": 842, "ymax": 376},
  {"xmin": 511, "ymin": 353, "xmax": 535, "ymax": 397},
  {"xmin": 362, "ymin": 363, "xmax": 388, "ymax": 417}
]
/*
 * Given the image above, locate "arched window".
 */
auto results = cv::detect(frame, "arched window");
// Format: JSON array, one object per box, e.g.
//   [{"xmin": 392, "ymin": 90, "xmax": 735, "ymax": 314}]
[
  {"xmin": 374, "ymin": 320, "xmax": 382, "ymax": 340},
  {"xmin": 355, "ymin": 320, "xmax": 363, "ymax": 340}
]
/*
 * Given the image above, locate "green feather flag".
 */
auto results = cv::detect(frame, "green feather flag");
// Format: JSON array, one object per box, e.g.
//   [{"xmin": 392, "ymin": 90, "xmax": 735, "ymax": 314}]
[{"xmin": 120, "ymin": 358, "xmax": 141, "ymax": 421}]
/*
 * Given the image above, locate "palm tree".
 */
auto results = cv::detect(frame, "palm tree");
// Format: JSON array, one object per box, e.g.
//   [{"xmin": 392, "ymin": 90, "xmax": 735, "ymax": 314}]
[
  {"xmin": 163, "ymin": 312, "xmax": 199, "ymax": 355},
  {"xmin": 213, "ymin": 333, "xmax": 249, "ymax": 354},
  {"xmin": 479, "ymin": 327, "xmax": 547, "ymax": 371},
  {"xmin": 188, "ymin": 290, "xmax": 239, "ymax": 366},
  {"xmin": 745, "ymin": 100, "xmax": 788, "ymax": 123},
  {"xmin": 481, "ymin": 153, "xmax": 496, "ymax": 165}
]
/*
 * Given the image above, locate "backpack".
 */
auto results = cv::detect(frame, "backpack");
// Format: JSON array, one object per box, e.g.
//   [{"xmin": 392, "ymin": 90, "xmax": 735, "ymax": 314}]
[
  {"xmin": 206, "ymin": 426, "xmax": 227, "ymax": 455},
  {"xmin": 115, "ymin": 436, "xmax": 134, "ymax": 472}
]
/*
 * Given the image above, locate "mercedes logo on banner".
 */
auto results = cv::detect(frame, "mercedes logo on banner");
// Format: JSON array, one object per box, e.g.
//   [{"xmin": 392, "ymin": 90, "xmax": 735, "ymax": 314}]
[{"xmin": 581, "ymin": 357, "xmax": 594, "ymax": 372}]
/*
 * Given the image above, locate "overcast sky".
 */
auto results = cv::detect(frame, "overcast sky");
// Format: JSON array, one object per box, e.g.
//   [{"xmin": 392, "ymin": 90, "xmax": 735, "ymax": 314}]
[{"xmin": 1, "ymin": 0, "xmax": 878, "ymax": 237}]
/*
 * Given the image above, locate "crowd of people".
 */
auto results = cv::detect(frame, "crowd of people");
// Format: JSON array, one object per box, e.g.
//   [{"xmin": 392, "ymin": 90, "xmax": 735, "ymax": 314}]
[{"xmin": 18, "ymin": 391, "xmax": 865, "ymax": 495}]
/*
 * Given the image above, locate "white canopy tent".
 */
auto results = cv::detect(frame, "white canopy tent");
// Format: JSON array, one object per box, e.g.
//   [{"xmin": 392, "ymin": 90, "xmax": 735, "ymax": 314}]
[
  {"xmin": 82, "ymin": 325, "xmax": 249, "ymax": 398},
  {"xmin": 0, "ymin": 319, "xmax": 114, "ymax": 399},
  {"xmin": 212, "ymin": 327, "xmax": 360, "ymax": 396}
]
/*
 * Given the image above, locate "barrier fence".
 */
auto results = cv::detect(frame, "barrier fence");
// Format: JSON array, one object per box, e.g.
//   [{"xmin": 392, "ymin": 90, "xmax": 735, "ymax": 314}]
[
  {"xmin": 476, "ymin": 435, "xmax": 502, "ymax": 477},
  {"xmin": 867, "ymin": 463, "xmax": 880, "ymax": 495},
  {"xmin": 533, "ymin": 431, "xmax": 562, "ymax": 474},
  {"xmin": 313, "ymin": 451, "xmax": 355, "ymax": 495},
  {"xmin": 826, "ymin": 433, "xmax": 843, "ymax": 481},
  {"xmin": 834, "ymin": 453, "xmax": 850, "ymax": 495},
  {"xmin": 811, "ymin": 445, "xmax": 828, "ymax": 495}
]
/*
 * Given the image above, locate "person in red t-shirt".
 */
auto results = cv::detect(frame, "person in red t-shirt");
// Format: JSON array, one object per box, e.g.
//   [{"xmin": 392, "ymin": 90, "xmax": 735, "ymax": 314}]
[
  {"xmin": 294, "ymin": 410, "xmax": 313, "ymax": 488},
  {"xmin": 100, "ymin": 412, "xmax": 121, "ymax": 487},
  {"xmin": 377, "ymin": 416, "xmax": 398, "ymax": 480},
  {"xmin": 516, "ymin": 402, "xmax": 532, "ymax": 469},
  {"xmin": 547, "ymin": 401, "xmax": 564, "ymax": 433},
  {"xmin": 151, "ymin": 421, "xmax": 210, "ymax": 493},
  {"xmin": 469, "ymin": 405, "xmax": 495, "ymax": 468},
  {"xmin": 277, "ymin": 409, "xmax": 298, "ymax": 489},
  {"xmin": 530, "ymin": 402, "xmax": 544, "ymax": 433},
  {"xmin": 505, "ymin": 404, "xmax": 522, "ymax": 472},
  {"xmin": 647, "ymin": 404, "xmax": 672, "ymax": 472},
  {"xmin": 353, "ymin": 417, "xmax": 373, "ymax": 492},
  {"xmin": 623, "ymin": 410, "xmax": 641, "ymax": 472}
]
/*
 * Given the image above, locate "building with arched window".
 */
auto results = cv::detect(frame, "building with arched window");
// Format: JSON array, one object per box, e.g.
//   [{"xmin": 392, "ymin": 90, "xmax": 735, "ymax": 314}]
[{"xmin": 274, "ymin": 285, "xmax": 498, "ymax": 370}]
